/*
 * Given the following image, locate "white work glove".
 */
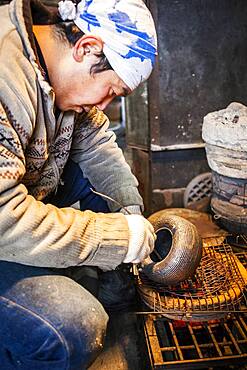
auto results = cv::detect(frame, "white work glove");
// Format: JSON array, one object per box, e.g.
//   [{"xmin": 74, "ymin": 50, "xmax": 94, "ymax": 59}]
[{"xmin": 123, "ymin": 215, "xmax": 156, "ymax": 264}]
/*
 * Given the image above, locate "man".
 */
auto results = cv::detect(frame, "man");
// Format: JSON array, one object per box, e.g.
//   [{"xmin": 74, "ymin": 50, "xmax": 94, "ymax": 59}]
[{"xmin": 0, "ymin": 0, "xmax": 157, "ymax": 368}]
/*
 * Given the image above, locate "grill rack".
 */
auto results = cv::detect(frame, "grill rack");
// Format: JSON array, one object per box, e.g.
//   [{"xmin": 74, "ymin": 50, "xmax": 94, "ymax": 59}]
[
  {"xmin": 143, "ymin": 312, "xmax": 247, "ymax": 369},
  {"xmin": 138, "ymin": 241, "xmax": 247, "ymax": 369},
  {"xmin": 136, "ymin": 237, "xmax": 247, "ymax": 321}
]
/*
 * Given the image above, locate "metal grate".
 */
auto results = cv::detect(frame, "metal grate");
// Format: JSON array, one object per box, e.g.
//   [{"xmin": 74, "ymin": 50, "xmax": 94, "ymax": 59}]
[
  {"xmin": 137, "ymin": 238, "xmax": 247, "ymax": 321},
  {"xmin": 143, "ymin": 313, "xmax": 247, "ymax": 369},
  {"xmin": 236, "ymin": 251, "xmax": 247, "ymax": 269},
  {"xmin": 184, "ymin": 172, "xmax": 212, "ymax": 208}
]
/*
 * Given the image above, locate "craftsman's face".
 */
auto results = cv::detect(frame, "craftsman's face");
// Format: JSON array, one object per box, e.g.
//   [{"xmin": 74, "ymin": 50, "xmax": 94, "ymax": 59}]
[
  {"xmin": 54, "ymin": 69, "xmax": 130, "ymax": 113},
  {"xmin": 50, "ymin": 35, "xmax": 131, "ymax": 113}
]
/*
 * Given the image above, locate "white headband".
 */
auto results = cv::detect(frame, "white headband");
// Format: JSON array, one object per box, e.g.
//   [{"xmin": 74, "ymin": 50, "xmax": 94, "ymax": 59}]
[{"xmin": 58, "ymin": 0, "xmax": 157, "ymax": 90}]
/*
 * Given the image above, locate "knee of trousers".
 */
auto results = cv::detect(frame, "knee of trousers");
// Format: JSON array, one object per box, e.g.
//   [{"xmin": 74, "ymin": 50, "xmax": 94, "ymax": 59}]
[
  {"xmin": 57, "ymin": 277, "xmax": 109, "ymax": 368},
  {"xmin": 0, "ymin": 275, "xmax": 109, "ymax": 370}
]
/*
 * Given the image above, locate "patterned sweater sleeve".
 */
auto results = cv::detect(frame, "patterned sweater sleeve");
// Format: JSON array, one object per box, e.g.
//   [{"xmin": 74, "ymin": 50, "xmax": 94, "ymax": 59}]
[
  {"xmin": 71, "ymin": 107, "xmax": 144, "ymax": 212},
  {"xmin": 0, "ymin": 102, "xmax": 129, "ymax": 270}
]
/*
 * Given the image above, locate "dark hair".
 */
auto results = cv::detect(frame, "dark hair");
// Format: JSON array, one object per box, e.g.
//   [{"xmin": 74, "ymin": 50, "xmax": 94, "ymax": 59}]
[
  {"xmin": 31, "ymin": 0, "xmax": 113, "ymax": 74},
  {"xmin": 54, "ymin": 21, "xmax": 113, "ymax": 75}
]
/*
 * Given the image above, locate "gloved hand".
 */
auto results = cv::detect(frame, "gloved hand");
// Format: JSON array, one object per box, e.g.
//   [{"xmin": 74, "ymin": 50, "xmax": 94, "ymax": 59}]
[{"xmin": 123, "ymin": 214, "xmax": 156, "ymax": 264}]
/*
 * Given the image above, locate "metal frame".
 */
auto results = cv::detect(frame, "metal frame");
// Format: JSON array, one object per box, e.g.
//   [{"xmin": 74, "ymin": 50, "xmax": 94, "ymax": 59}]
[{"xmin": 143, "ymin": 313, "xmax": 247, "ymax": 369}]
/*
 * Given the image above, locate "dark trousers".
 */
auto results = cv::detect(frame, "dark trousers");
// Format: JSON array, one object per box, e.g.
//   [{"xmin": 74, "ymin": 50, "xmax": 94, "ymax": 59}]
[{"xmin": 0, "ymin": 159, "xmax": 111, "ymax": 370}]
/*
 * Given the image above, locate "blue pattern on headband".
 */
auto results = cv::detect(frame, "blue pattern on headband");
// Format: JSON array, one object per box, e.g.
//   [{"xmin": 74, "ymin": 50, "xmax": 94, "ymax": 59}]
[
  {"xmin": 80, "ymin": 0, "xmax": 100, "ymax": 30},
  {"xmin": 124, "ymin": 40, "xmax": 156, "ymax": 65},
  {"xmin": 79, "ymin": 8, "xmax": 156, "ymax": 65},
  {"xmin": 80, "ymin": 14, "xmax": 100, "ymax": 30},
  {"xmin": 109, "ymin": 11, "xmax": 156, "ymax": 65}
]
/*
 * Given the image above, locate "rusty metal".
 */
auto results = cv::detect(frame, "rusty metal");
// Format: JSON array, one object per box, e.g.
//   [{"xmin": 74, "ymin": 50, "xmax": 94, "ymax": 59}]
[
  {"xmin": 137, "ymin": 238, "xmax": 247, "ymax": 321},
  {"xmin": 143, "ymin": 312, "xmax": 247, "ymax": 369}
]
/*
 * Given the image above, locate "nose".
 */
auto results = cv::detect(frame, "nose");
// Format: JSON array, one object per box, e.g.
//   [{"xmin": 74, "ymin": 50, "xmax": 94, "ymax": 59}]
[{"xmin": 96, "ymin": 96, "xmax": 115, "ymax": 111}]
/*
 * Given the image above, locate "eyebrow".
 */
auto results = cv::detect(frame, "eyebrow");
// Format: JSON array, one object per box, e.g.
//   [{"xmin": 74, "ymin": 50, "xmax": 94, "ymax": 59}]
[{"xmin": 122, "ymin": 87, "xmax": 130, "ymax": 97}]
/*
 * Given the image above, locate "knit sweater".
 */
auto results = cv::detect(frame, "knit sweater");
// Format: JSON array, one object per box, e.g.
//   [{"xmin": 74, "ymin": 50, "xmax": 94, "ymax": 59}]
[{"xmin": 0, "ymin": 0, "xmax": 143, "ymax": 270}]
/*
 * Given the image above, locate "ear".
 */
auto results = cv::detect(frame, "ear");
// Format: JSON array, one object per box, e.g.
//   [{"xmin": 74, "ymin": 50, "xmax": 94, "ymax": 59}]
[{"xmin": 72, "ymin": 35, "xmax": 104, "ymax": 62}]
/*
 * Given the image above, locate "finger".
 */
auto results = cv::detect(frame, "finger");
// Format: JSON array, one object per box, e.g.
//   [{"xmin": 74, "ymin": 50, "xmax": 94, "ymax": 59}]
[
  {"xmin": 149, "ymin": 236, "xmax": 155, "ymax": 254},
  {"xmin": 140, "ymin": 241, "xmax": 151, "ymax": 262},
  {"xmin": 144, "ymin": 219, "xmax": 155, "ymax": 233},
  {"xmin": 146, "ymin": 230, "xmax": 155, "ymax": 252}
]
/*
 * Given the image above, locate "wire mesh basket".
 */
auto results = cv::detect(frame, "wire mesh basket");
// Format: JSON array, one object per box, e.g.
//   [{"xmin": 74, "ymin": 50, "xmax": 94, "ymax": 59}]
[{"xmin": 136, "ymin": 237, "xmax": 247, "ymax": 321}]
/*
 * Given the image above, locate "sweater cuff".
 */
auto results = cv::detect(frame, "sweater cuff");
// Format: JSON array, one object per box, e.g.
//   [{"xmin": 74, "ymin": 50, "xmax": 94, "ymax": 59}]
[
  {"xmin": 107, "ymin": 186, "xmax": 144, "ymax": 212},
  {"xmin": 81, "ymin": 213, "xmax": 129, "ymax": 271},
  {"xmin": 120, "ymin": 205, "xmax": 142, "ymax": 215}
]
